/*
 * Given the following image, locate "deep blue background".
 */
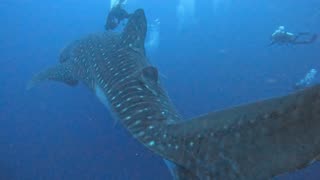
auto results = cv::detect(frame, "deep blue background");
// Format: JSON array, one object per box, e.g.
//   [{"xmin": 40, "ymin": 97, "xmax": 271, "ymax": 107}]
[{"xmin": 1, "ymin": 0, "xmax": 320, "ymax": 179}]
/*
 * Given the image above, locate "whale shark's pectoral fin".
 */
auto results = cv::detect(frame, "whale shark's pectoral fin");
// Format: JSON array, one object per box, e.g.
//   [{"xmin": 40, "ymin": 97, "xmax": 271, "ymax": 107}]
[
  {"xmin": 121, "ymin": 9, "xmax": 147, "ymax": 55},
  {"xmin": 27, "ymin": 64, "xmax": 78, "ymax": 90}
]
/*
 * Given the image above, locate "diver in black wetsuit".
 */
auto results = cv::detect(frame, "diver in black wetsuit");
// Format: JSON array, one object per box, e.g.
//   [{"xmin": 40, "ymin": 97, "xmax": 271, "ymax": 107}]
[
  {"xmin": 269, "ymin": 26, "xmax": 318, "ymax": 46},
  {"xmin": 105, "ymin": 0, "xmax": 131, "ymax": 30}
]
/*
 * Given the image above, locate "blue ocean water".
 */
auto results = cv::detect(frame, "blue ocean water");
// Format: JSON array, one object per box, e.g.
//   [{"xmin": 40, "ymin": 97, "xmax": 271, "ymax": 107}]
[{"xmin": 0, "ymin": 0, "xmax": 320, "ymax": 179}]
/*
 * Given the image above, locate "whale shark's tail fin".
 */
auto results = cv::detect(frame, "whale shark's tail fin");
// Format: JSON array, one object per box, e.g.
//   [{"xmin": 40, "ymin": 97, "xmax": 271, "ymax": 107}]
[
  {"xmin": 161, "ymin": 85, "xmax": 320, "ymax": 179},
  {"xmin": 27, "ymin": 64, "xmax": 78, "ymax": 90},
  {"xmin": 121, "ymin": 9, "xmax": 147, "ymax": 55}
]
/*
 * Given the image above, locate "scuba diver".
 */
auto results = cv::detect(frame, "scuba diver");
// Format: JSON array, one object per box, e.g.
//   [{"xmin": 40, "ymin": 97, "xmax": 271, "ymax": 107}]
[
  {"xmin": 269, "ymin": 26, "xmax": 317, "ymax": 46},
  {"xmin": 105, "ymin": 0, "xmax": 130, "ymax": 30}
]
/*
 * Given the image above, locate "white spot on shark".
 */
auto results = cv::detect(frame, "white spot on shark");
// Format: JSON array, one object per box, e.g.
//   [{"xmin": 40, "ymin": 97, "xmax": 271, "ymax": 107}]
[
  {"xmin": 189, "ymin": 142, "xmax": 194, "ymax": 147},
  {"xmin": 121, "ymin": 108, "xmax": 128, "ymax": 113},
  {"xmin": 163, "ymin": 134, "xmax": 167, "ymax": 139},
  {"xmin": 136, "ymin": 131, "xmax": 145, "ymax": 137},
  {"xmin": 148, "ymin": 141, "xmax": 155, "ymax": 146},
  {"xmin": 95, "ymin": 84, "xmax": 109, "ymax": 108}
]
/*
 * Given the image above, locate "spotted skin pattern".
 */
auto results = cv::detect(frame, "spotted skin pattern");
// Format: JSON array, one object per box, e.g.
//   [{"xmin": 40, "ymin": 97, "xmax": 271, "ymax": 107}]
[{"xmin": 29, "ymin": 9, "xmax": 320, "ymax": 180}]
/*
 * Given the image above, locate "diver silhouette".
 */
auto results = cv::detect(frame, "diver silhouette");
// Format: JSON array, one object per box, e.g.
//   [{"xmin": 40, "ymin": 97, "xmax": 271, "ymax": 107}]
[
  {"xmin": 269, "ymin": 26, "xmax": 317, "ymax": 46},
  {"xmin": 105, "ymin": 0, "xmax": 131, "ymax": 30}
]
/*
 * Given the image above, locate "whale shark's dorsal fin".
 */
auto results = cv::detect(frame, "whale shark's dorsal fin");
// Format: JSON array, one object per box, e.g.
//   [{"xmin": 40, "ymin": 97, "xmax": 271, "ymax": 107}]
[
  {"xmin": 121, "ymin": 9, "xmax": 147, "ymax": 55},
  {"xmin": 140, "ymin": 66, "xmax": 158, "ymax": 84},
  {"xmin": 138, "ymin": 66, "xmax": 159, "ymax": 96}
]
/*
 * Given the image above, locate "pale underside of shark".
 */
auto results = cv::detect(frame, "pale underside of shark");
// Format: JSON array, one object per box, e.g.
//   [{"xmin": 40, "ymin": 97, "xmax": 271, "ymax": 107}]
[{"xmin": 28, "ymin": 9, "xmax": 320, "ymax": 180}]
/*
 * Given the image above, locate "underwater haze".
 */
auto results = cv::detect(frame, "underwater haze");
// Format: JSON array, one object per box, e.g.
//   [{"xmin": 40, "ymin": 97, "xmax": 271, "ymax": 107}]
[{"xmin": 1, "ymin": 0, "xmax": 320, "ymax": 179}]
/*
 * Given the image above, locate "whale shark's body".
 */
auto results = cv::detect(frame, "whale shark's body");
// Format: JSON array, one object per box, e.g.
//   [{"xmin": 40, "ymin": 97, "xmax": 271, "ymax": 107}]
[{"xmin": 29, "ymin": 9, "xmax": 320, "ymax": 179}]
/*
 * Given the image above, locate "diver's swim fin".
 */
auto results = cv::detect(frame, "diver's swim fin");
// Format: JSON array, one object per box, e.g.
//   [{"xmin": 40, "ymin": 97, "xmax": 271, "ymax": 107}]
[
  {"xmin": 294, "ymin": 33, "xmax": 318, "ymax": 44},
  {"xmin": 297, "ymin": 32, "xmax": 311, "ymax": 35}
]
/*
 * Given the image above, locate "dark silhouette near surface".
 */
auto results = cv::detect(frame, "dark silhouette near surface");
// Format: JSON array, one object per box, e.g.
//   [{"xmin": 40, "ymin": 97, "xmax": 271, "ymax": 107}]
[{"xmin": 105, "ymin": 0, "xmax": 130, "ymax": 30}]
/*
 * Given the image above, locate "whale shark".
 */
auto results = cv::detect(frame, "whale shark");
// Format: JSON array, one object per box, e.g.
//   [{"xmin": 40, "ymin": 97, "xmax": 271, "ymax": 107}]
[{"xmin": 28, "ymin": 9, "xmax": 320, "ymax": 180}]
